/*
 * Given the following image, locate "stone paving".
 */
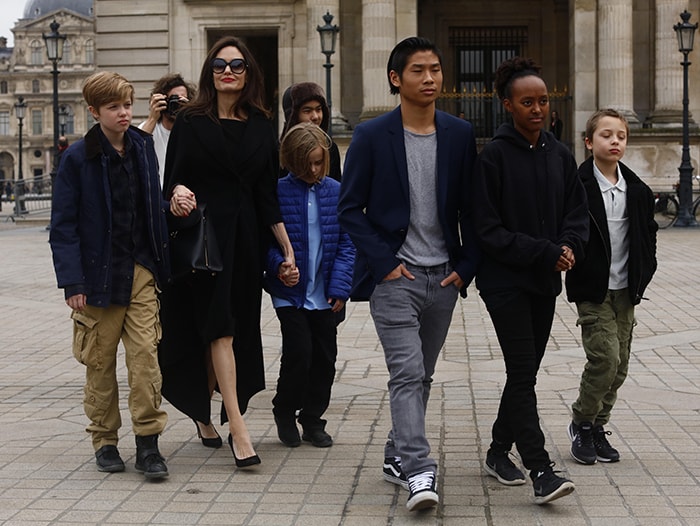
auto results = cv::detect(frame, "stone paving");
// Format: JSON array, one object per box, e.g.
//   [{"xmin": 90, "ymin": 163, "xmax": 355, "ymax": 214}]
[{"xmin": 0, "ymin": 221, "xmax": 699, "ymax": 525}]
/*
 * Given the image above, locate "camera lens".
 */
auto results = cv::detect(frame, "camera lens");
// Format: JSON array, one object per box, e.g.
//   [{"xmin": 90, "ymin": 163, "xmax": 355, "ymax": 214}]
[{"xmin": 166, "ymin": 95, "xmax": 181, "ymax": 116}]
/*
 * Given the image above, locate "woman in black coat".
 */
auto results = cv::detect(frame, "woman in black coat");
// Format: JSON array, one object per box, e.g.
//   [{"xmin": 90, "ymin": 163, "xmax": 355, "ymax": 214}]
[{"xmin": 159, "ymin": 36, "xmax": 295, "ymax": 467}]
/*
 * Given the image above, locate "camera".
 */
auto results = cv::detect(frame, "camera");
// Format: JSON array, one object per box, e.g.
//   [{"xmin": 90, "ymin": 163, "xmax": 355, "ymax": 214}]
[{"xmin": 166, "ymin": 95, "xmax": 181, "ymax": 117}]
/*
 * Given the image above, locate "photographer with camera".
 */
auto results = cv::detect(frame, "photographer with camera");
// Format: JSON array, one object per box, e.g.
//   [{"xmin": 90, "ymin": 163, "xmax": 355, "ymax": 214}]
[{"xmin": 138, "ymin": 74, "xmax": 196, "ymax": 185}]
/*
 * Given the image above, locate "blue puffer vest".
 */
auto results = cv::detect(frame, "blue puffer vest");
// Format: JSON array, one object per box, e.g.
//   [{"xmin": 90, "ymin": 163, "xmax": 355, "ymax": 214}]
[{"xmin": 264, "ymin": 174, "xmax": 355, "ymax": 306}]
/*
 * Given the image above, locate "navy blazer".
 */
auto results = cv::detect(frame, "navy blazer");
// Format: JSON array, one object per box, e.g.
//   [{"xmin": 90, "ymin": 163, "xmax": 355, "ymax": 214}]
[{"xmin": 338, "ymin": 106, "xmax": 480, "ymax": 300}]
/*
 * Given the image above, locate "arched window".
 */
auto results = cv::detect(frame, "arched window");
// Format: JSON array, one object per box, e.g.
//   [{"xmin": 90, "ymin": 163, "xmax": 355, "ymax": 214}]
[
  {"xmin": 62, "ymin": 40, "xmax": 71, "ymax": 65},
  {"xmin": 30, "ymin": 40, "xmax": 44, "ymax": 65},
  {"xmin": 85, "ymin": 40, "xmax": 94, "ymax": 64},
  {"xmin": 32, "ymin": 79, "xmax": 40, "ymax": 93}
]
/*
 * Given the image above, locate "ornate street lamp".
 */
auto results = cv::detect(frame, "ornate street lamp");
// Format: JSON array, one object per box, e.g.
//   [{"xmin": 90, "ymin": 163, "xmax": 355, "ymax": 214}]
[
  {"xmin": 673, "ymin": 10, "xmax": 699, "ymax": 227},
  {"xmin": 43, "ymin": 19, "xmax": 66, "ymax": 174},
  {"xmin": 14, "ymin": 96, "xmax": 27, "ymax": 216},
  {"xmin": 59, "ymin": 104, "xmax": 68, "ymax": 136},
  {"xmin": 317, "ymin": 11, "xmax": 339, "ymax": 137}
]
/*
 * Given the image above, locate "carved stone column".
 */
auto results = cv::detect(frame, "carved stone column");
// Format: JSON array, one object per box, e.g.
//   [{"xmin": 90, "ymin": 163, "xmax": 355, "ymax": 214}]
[
  {"xmin": 597, "ymin": 0, "xmax": 639, "ymax": 124},
  {"xmin": 648, "ymin": 0, "xmax": 690, "ymax": 126},
  {"xmin": 359, "ymin": 0, "xmax": 397, "ymax": 120}
]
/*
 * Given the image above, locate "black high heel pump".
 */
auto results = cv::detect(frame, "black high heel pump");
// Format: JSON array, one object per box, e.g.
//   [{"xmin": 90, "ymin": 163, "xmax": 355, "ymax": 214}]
[
  {"xmin": 228, "ymin": 434, "xmax": 261, "ymax": 468},
  {"xmin": 193, "ymin": 419, "xmax": 223, "ymax": 449}
]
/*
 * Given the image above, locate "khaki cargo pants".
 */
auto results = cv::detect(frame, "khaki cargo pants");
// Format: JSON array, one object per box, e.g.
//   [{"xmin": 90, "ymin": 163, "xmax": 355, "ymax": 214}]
[{"xmin": 71, "ymin": 264, "xmax": 167, "ymax": 450}]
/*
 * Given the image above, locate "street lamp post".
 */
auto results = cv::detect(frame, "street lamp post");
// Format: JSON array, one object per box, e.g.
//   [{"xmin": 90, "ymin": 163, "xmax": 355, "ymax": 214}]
[
  {"xmin": 316, "ymin": 11, "xmax": 339, "ymax": 138},
  {"xmin": 673, "ymin": 10, "xmax": 699, "ymax": 228},
  {"xmin": 43, "ymin": 19, "xmax": 66, "ymax": 174},
  {"xmin": 14, "ymin": 96, "xmax": 27, "ymax": 216}
]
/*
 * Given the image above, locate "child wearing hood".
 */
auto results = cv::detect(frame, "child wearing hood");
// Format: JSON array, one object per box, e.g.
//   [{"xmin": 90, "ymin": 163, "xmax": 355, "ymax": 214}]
[{"xmin": 281, "ymin": 82, "xmax": 341, "ymax": 181}]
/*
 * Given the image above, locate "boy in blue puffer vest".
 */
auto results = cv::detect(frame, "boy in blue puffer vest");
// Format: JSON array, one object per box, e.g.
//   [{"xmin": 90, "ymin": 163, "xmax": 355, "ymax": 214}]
[{"xmin": 265, "ymin": 122, "xmax": 355, "ymax": 448}]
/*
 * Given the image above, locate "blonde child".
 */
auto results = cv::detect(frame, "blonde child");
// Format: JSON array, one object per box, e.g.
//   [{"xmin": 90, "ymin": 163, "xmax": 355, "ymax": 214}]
[{"xmin": 265, "ymin": 123, "xmax": 355, "ymax": 448}]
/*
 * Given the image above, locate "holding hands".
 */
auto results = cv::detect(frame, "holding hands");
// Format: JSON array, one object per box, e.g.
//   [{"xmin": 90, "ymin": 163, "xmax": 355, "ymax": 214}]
[
  {"xmin": 278, "ymin": 261, "xmax": 300, "ymax": 287},
  {"xmin": 555, "ymin": 245, "xmax": 575, "ymax": 271},
  {"xmin": 170, "ymin": 184, "xmax": 197, "ymax": 217}
]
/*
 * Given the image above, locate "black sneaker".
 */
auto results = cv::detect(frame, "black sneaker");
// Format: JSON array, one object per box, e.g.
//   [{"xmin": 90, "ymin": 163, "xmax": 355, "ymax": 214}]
[
  {"xmin": 95, "ymin": 445, "xmax": 125, "ymax": 473},
  {"xmin": 593, "ymin": 425, "xmax": 620, "ymax": 462},
  {"xmin": 531, "ymin": 464, "xmax": 575, "ymax": 505},
  {"xmin": 406, "ymin": 471, "xmax": 439, "ymax": 511},
  {"xmin": 484, "ymin": 449, "xmax": 526, "ymax": 486},
  {"xmin": 383, "ymin": 456, "xmax": 408, "ymax": 490},
  {"xmin": 568, "ymin": 421, "xmax": 597, "ymax": 465}
]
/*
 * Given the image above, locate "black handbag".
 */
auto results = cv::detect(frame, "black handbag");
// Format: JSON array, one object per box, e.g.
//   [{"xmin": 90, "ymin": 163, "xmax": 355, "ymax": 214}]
[{"xmin": 168, "ymin": 203, "xmax": 223, "ymax": 279}]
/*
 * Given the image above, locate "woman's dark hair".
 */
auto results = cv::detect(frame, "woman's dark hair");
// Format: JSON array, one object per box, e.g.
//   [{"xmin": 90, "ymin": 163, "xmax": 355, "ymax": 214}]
[
  {"xmin": 185, "ymin": 36, "xmax": 270, "ymax": 120},
  {"xmin": 386, "ymin": 36, "xmax": 442, "ymax": 95},
  {"xmin": 494, "ymin": 56, "xmax": 543, "ymax": 101}
]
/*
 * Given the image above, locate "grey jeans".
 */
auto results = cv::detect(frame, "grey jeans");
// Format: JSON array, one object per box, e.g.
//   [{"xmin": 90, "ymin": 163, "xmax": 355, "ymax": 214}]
[{"xmin": 370, "ymin": 262, "xmax": 458, "ymax": 477}]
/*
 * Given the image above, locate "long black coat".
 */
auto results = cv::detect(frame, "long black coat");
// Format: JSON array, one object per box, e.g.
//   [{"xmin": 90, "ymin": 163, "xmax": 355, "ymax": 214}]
[{"xmin": 158, "ymin": 108, "xmax": 282, "ymax": 421}]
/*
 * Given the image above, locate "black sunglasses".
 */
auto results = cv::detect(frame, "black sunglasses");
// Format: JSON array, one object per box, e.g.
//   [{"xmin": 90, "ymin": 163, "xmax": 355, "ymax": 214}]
[{"xmin": 211, "ymin": 58, "xmax": 247, "ymax": 74}]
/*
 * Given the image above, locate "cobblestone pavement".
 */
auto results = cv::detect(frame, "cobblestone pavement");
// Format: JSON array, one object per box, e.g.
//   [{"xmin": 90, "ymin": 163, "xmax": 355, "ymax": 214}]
[{"xmin": 1, "ymin": 223, "xmax": 699, "ymax": 525}]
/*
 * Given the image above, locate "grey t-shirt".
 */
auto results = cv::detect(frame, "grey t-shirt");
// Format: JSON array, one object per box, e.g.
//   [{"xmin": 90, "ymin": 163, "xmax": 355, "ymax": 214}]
[{"xmin": 397, "ymin": 129, "xmax": 449, "ymax": 267}]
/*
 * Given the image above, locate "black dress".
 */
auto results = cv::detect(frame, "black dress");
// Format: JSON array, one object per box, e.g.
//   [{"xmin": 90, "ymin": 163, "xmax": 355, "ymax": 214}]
[{"xmin": 158, "ymin": 110, "xmax": 281, "ymax": 423}]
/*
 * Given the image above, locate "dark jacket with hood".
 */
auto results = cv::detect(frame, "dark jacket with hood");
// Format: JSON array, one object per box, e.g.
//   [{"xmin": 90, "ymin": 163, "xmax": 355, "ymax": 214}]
[
  {"xmin": 471, "ymin": 123, "xmax": 589, "ymax": 296},
  {"xmin": 565, "ymin": 156, "xmax": 657, "ymax": 305},
  {"xmin": 281, "ymin": 82, "xmax": 341, "ymax": 181}
]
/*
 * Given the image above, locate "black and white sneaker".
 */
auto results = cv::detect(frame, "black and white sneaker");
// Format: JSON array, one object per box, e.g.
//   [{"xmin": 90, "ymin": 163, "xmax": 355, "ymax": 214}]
[
  {"xmin": 383, "ymin": 456, "xmax": 409, "ymax": 490},
  {"xmin": 593, "ymin": 425, "xmax": 620, "ymax": 462},
  {"xmin": 406, "ymin": 471, "xmax": 439, "ymax": 511},
  {"xmin": 484, "ymin": 449, "xmax": 526, "ymax": 486},
  {"xmin": 568, "ymin": 421, "xmax": 597, "ymax": 465},
  {"xmin": 531, "ymin": 464, "xmax": 575, "ymax": 505}
]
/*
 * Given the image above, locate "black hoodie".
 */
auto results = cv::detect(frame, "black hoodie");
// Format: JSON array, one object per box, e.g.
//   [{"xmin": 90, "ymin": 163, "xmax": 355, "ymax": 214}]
[
  {"xmin": 471, "ymin": 123, "xmax": 589, "ymax": 296},
  {"xmin": 280, "ymin": 82, "xmax": 341, "ymax": 181}
]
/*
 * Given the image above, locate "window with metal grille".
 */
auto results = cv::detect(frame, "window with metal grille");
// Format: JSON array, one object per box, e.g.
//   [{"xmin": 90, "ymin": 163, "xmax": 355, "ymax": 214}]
[
  {"xmin": 32, "ymin": 109, "xmax": 42, "ymax": 135},
  {"xmin": 439, "ymin": 26, "xmax": 527, "ymax": 139},
  {"xmin": 0, "ymin": 111, "xmax": 9, "ymax": 135}
]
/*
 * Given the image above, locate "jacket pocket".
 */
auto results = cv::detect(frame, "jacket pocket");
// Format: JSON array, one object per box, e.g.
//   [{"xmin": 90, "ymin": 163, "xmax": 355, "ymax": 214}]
[{"xmin": 71, "ymin": 310, "xmax": 101, "ymax": 368}]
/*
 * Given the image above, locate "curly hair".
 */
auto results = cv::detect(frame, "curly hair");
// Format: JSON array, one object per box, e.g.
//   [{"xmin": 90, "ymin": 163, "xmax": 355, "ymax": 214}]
[
  {"xmin": 494, "ymin": 57, "xmax": 543, "ymax": 101},
  {"xmin": 151, "ymin": 73, "xmax": 196, "ymax": 100}
]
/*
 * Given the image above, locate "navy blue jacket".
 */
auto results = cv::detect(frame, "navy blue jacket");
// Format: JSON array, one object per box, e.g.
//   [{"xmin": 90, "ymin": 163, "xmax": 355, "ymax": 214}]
[
  {"xmin": 264, "ymin": 174, "xmax": 355, "ymax": 305},
  {"xmin": 338, "ymin": 106, "xmax": 481, "ymax": 300},
  {"xmin": 49, "ymin": 125, "xmax": 170, "ymax": 307},
  {"xmin": 565, "ymin": 156, "xmax": 657, "ymax": 305}
]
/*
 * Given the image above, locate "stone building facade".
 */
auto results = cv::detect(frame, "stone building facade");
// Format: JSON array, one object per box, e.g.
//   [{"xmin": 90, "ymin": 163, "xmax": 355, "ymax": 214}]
[
  {"xmin": 0, "ymin": 0, "xmax": 95, "ymax": 195},
  {"xmin": 1, "ymin": 0, "xmax": 699, "ymax": 193}
]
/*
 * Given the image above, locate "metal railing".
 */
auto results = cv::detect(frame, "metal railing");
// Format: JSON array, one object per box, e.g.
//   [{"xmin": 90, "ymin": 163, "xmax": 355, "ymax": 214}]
[
  {"xmin": 1, "ymin": 174, "xmax": 53, "ymax": 222},
  {"xmin": 436, "ymin": 86, "xmax": 573, "ymax": 149}
]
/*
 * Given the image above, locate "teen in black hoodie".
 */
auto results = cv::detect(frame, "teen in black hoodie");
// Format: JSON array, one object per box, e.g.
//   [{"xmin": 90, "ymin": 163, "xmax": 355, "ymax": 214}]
[{"xmin": 472, "ymin": 57, "xmax": 589, "ymax": 505}]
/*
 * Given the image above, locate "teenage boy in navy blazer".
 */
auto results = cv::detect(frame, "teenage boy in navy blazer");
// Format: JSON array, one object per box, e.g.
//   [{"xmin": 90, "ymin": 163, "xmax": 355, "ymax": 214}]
[{"xmin": 338, "ymin": 36, "xmax": 480, "ymax": 512}]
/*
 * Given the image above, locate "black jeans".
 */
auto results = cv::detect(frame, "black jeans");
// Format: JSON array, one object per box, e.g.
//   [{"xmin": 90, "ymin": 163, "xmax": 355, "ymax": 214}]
[
  {"xmin": 481, "ymin": 289, "xmax": 555, "ymax": 471},
  {"xmin": 272, "ymin": 307, "xmax": 337, "ymax": 429}
]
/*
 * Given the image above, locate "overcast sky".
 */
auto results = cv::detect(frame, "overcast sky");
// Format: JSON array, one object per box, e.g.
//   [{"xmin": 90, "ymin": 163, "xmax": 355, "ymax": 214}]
[{"xmin": 0, "ymin": 2, "xmax": 27, "ymax": 47}]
